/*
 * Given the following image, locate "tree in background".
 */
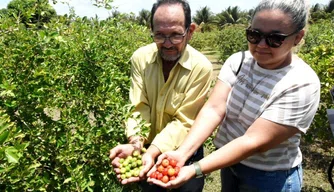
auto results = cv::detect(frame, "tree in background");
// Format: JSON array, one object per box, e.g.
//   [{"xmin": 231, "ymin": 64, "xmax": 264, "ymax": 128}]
[
  {"xmin": 215, "ymin": 6, "xmax": 247, "ymax": 27},
  {"xmin": 137, "ymin": 9, "xmax": 151, "ymax": 28},
  {"xmin": 326, "ymin": 0, "xmax": 334, "ymax": 13},
  {"xmin": 6, "ymin": 0, "xmax": 57, "ymax": 28},
  {"xmin": 309, "ymin": 0, "xmax": 334, "ymax": 23},
  {"xmin": 192, "ymin": 6, "xmax": 215, "ymax": 32}
]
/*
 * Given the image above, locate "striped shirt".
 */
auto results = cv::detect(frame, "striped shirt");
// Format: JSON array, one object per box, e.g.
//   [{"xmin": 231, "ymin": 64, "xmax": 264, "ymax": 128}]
[{"xmin": 214, "ymin": 51, "xmax": 320, "ymax": 171}]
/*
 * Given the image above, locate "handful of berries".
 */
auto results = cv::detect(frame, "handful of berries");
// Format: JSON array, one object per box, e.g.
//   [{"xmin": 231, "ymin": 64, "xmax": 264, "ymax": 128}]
[
  {"xmin": 149, "ymin": 157, "xmax": 180, "ymax": 183},
  {"xmin": 118, "ymin": 148, "xmax": 146, "ymax": 180}
]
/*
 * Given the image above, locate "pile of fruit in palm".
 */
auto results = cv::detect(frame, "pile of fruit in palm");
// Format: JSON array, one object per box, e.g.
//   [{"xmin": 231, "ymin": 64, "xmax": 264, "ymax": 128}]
[
  {"xmin": 118, "ymin": 148, "xmax": 146, "ymax": 180},
  {"xmin": 149, "ymin": 157, "xmax": 180, "ymax": 183}
]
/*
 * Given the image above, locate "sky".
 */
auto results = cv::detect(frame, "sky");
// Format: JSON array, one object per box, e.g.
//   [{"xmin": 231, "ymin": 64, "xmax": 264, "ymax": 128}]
[{"xmin": 0, "ymin": 0, "xmax": 331, "ymax": 20}]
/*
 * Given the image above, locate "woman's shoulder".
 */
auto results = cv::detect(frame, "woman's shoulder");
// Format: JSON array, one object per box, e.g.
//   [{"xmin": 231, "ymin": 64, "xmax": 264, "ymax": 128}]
[{"xmin": 292, "ymin": 56, "xmax": 319, "ymax": 81}]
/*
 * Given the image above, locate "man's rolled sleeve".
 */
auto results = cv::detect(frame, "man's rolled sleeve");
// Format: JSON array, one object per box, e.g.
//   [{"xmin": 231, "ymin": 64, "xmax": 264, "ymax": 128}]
[{"xmin": 125, "ymin": 54, "xmax": 151, "ymax": 139}]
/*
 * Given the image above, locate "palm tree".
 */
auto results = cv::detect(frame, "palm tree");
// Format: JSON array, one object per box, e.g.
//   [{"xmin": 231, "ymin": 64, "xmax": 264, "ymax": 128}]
[
  {"xmin": 192, "ymin": 6, "xmax": 214, "ymax": 25},
  {"xmin": 137, "ymin": 9, "xmax": 151, "ymax": 28},
  {"xmin": 215, "ymin": 6, "xmax": 247, "ymax": 27}
]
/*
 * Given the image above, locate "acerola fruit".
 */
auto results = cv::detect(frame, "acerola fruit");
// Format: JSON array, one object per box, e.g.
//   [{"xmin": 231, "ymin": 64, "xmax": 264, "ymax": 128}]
[
  {"xmin": 167, "ymin": 168, "xmax": 175, "ymax": 176},
  {"xmin": 157, "ymin": 164, "xmax": 164, "ymax": 173},
  {"xmin": 150, "ymin": 172, "xmax": 157, "ymax": 179},
  {"xmin": 121, "ymin": 174, "xmax": 127, "ymax": 180},
  {"xmin": 161, "ymin": 159, "xmax": 169, "ymax": 167},
  {"xmin": 132, "ymin": 150, "xmax": 140, "ymax": 157},
  {"xmin": 156, "ymin": 172, "xmax": 164, "ymax": 180},
  {"xmin": 161, "ymin": 175, "xmax": 169, "ymax": 183},
  {"xmin": 170, "ymin": 176, "xmax": 176, "ymax": 181},
  {"xmin": 162, "ymin": 168, "xmax": 168, "ymax": 176},
  {"xmin": 169, "ymin": 159, "xmax": 177, "ymax": 167}
]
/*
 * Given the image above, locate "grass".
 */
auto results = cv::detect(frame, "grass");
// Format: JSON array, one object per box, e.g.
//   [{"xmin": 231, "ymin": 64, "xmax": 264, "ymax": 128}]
[{"xmin": 201, "ymin": 51, "xmax": 334, "ymax": 192}]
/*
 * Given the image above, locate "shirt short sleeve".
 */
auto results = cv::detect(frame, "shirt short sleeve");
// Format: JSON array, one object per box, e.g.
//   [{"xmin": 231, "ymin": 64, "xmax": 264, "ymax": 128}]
[{"xmin": 218, "ymin": 51, "xmax": 245, "ymax": 87}]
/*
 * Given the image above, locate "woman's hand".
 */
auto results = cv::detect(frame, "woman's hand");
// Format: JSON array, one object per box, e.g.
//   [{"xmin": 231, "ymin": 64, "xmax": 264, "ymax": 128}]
[
  {"xmin": 147, "ymin": 150, "xmax": 192, "ymax": 188},
  {"xmin": 147, "ymin": 163, "xmax": 196, "ymax": 189}
]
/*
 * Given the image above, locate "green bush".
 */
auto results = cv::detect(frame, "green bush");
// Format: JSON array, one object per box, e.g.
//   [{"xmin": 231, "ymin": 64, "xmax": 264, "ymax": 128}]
[
  {"xmin": 0, "ymin": 14, "xmax": 150, "ymax": 191},
  {"xmin": 216, "ymin": 24, "xmax": 248, "ymax": 62},
  {"xmin": 299, "ymin": 20, "xmax": 334, "ymax": 143},
  {"xmin": 190, "ymin": 30, "xmax": 219, "ymax": 51}
]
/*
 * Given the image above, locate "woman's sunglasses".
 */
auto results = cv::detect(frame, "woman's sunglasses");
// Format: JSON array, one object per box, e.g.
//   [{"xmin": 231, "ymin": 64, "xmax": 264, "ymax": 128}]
[{"xmin": 245, "ymin": 27, "xmax": 299, "ymax": 48}]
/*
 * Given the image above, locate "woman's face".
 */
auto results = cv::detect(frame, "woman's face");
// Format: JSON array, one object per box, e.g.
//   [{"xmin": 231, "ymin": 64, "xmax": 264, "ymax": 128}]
[{"xmin": 248, "ymin": 9, "xmax": 304, "ymax": 69}]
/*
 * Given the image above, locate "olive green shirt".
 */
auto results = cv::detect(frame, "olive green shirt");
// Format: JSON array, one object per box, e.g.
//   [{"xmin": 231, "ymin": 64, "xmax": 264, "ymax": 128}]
[{"xmin": 126, "ymin": 43, "xmax": 212, "ymax": 153}]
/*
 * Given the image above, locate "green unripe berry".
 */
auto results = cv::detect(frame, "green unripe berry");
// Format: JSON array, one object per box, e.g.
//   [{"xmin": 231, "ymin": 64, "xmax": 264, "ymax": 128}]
[
  {"xmin": 120, "ymin": 167, "xmax": 126, "ymax": 174},
  {"xmin": 136, "ymin": 159, "xmax": 142, "ymax": 166},
  {"xmin": 126, "ymin": 172, "xmax": 132, "ymax": 178},
  {"xmin": 119, "ymin": 158, "xmax": 124, "ymax": 164},
  {"xmin": 133, "ymin": 169, "xmax": 140, "ymax": 177},
  {"xmin": 132, "ymin": 150, "xmax": 140, "ymax": 157}
]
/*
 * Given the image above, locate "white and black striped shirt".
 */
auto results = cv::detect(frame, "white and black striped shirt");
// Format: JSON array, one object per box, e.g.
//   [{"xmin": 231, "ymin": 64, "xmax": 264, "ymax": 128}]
[{"xmin": 214, "ymin": 51, "xmax": 320, "ymax": 171}]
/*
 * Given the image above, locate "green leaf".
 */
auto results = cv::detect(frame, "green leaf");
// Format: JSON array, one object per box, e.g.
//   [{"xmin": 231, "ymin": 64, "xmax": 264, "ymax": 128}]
[
  {"xmin": 63, "ymin": 177, "xmax": 72, "ymax": 184},
  {"xmin": 0, "ymin": 130, "xmax": 9, "ymax": 145},
  {"xmin": 5, "ymin": 147, "xmax": 19, "ymax": 164},
  {"xmin": 28, "ymin": 162, "xmax": 42, "ymax": 170}
]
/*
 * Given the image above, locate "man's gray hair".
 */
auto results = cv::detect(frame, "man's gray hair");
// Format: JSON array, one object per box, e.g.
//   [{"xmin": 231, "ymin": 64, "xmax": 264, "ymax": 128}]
[{"xmin": 252, "ymin": 0, "xmax": 309, "ymax": 31}]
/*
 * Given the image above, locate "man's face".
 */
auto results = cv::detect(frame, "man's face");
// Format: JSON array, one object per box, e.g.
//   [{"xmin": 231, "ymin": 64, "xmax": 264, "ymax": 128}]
[{"xmin": 152, "ymin": 4, "xmax": 189, "ymax": 62}]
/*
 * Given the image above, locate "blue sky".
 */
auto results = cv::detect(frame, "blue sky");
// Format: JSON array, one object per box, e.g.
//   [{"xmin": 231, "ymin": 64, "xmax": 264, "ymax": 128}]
[{"xmin": 0, "ymin": 0, "xmax": 331, "ymax": 20}]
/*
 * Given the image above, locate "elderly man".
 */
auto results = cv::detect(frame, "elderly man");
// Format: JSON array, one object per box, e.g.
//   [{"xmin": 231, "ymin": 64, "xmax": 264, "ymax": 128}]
[{"xmin": 110, "ymin": 0, "xmax": 212, "ymax": 191}]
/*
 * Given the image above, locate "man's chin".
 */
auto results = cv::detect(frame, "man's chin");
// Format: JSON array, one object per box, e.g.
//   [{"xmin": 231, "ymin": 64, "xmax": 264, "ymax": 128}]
[{"xmin": 161, "ymin": 54, "xmax": 180, "ymax": 62}]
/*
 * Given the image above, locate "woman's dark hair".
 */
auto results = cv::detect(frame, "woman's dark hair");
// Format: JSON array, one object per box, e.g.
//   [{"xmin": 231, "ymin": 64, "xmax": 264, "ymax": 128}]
[
  {"xmin": 150, "ymin": 0, "xmax": 191, "ymax": 30},
  {"xmin": 251, "ymin": 0, "xmax": 309, "ymax": 31}
]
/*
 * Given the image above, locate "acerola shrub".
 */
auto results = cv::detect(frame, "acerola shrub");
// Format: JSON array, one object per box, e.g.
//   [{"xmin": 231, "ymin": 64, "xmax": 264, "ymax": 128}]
[
  {"xmin": 0, "ymin": 14, "xmax": 150, "ymax": 191},
  {"xmin": 299, "ymin": 20, "xmax": 334, "ymax": 143}
]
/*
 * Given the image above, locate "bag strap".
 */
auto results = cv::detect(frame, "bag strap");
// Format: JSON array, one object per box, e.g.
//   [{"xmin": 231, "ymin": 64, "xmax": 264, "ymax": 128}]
[{"xmin": 236, "ymin": 51, "xmax": 245, "ymax": 76}]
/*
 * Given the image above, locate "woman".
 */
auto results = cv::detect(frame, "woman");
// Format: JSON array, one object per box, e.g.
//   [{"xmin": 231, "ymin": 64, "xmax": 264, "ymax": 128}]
[{"xmin": 147, "ymin": 0, "xmax": 320, "ymax": 191}]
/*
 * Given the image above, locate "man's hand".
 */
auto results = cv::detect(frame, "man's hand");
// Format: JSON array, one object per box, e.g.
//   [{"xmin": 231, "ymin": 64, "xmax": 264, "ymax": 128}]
[
  {"xmin": 139, "ymin": 151, "xmax": 155, "ymax": 178},
  {"xmin": 110, "ymin": 144, "xmax": 135, "ymax": 168},
  {"xmin": 109, "ymin": 144, "xmax": 146, "ymax": 184}
]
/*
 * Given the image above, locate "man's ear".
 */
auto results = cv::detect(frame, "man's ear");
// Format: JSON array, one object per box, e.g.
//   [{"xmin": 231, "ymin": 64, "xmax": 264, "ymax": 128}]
[{"xmin": 187, "ymin": 23, "xmax": 197, "ymax": 40}]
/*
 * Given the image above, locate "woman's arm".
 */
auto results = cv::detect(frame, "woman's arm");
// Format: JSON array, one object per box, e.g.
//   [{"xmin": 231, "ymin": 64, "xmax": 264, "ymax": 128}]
[
  {"xmin": 177, "ymin": 80, "xmax": 231, "ymax": 159},
  {"xmin": 197, "ymin": 117, "xmax": 300, "ymax": 175}
]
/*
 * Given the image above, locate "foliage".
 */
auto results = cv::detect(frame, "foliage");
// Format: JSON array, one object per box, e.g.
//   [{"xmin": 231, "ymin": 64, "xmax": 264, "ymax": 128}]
[
  {"xmin": 6, "ymin": 0, "xmax": 57, "ymax": 28},
  {"xmin": 137, "ymin": 9, "xmax": 151, "ymax": 29},
  {"xmin": 309, "ymin": 1, "xmax": 334, "ymax": 23},
  {"xmin": 192, "ymin": 6, "xmax": 215, "ymax": 28},
  {"xmin": 299, "ymin": 20, "xmax": 334, "ymax": 143},
  {"xmin": 216, "ymin": 24, "xmax": 248, "ymax": 62},
  {"xmin": 326, "ymin": 0, "xmax": 334, "ymax": 13},
  {"xmin": 0, "ymin": 13, "xmax": 150, "ymax": 191},
  {"xmin": 215, "ymin": 6, "xmax": 248, "ymax": 28},
  {"xmin": 190, "ymin": 30, "xmax": 219, "ymax": 51}
]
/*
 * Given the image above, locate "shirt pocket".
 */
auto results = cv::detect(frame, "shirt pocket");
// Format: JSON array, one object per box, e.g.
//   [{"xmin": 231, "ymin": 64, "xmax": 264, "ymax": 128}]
[{"xmin": 165, "ymin": 89, "xmax": 185, "ymax": 115}]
